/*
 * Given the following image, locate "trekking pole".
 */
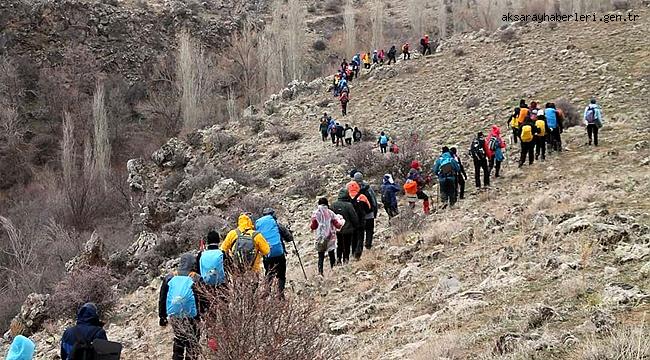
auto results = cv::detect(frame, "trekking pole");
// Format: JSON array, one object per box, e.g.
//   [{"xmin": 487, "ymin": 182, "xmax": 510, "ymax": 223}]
[{"xmin": 292, "ymin": 240, "xmax": 308, "ymax": 281}]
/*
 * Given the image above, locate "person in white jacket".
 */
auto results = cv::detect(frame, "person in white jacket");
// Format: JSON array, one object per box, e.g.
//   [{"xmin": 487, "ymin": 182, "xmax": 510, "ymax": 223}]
[{"xmin": 584, "ymin": 98, "xmax": 603, "ymax": 146}]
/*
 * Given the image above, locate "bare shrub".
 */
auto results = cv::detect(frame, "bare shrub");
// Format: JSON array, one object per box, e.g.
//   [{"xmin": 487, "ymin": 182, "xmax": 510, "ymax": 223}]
[
  {"xmin": 324, "ymin": 0, "xmax": 341, "ymax": 13},
  {"xmin": 576, "ymin": 323, "xmax": 649, "ymax": 359},
  {"xmin": 412, "ymin": 331, "xmax": 463, "ymax": 359},
  {"xmin": 224, "ymin": 21, "xmax": 263, "ymax": 107},
  {"xmin": 611, "ymin": 0, "xmax": 630, "ymax": 10},
  {"xmin": 289, "ymin": 172, "xmax": 326, "ymax": 199},
  {"xmin": 554, "ymin": 98, "xmax": 581, "ymax": 128},
  {"xmin": 452, "ymin": 48, "xmax": 466, "ymax": 56},
  {"xmin": 498, "ymin": 28, "xmax": 517, "ymax": 43},
  {"xmin": 200, "ymin": 272, "xmax": 335, "ymax": 359},
  {"xmin": 267, "ymin": 168, "xmax": 285, "ymax": 179},
  {"xmin": 312, "ymin": 39, "xmax": 328, "ymax": 51},
  {"xmin": 273, "ymin": 126, "xmax": 302, "ymax": 143},
  {"xmin": 359, "ymin": 127, "xmax": 376, "ymax": 142},
  {"xmin": 49, "ymin": 266, "xmax": 117, "ymax": 319},
  {"xmin": 224, "ymin": 194, "xmax": 277, "ymax": 224},
  {"xmin": 243, "ymin": 115, "xmax": 265, "ymax": 134},
  {"xmin": 206, "ymin": 132, "xmax": 238, "ymax": 153},
  {"xmin": 391, "ymin": 212, "xmax": 426, "ymax": 240}
]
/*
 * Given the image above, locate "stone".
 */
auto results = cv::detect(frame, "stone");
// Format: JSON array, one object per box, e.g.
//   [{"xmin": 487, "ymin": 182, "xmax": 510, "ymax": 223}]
[
  {"xmin": 614, "ymin": 242, "xmax": 650, "ymax": 263},
  {"xmin": 556, "ymin": 216, "xmax": 592, "ymax": 235},
  {"xmin": 329, "ymin": 320, "xmax": 353, "ymax": 335},
  {"xmin": 5, "ymin": 293, "xmax": 50, "ymax": 338},
  {"xmin": 594, "ymin": 223, "xmax": 629, "ymax": 246},
  {"xmin": 641, "ymin": 261, "xmax": 650, "ymax": 278},
  {"xmin": 65, "ymin": 231, "xmax": 106, "ymax": 272},
  {"xmin": 126, "ymin": 158, "xmax": 146, "ymax": 191},
  {"xmin": 151, "ymin": 138, "xmax": 191, "ymax": 169},
  {"xmin": 202, "ymin": 178, "xmax": 243, "ymax": 207},
  {"xmin": 602, "ymin": 282, "xmax": 650, "ymax": 306}
]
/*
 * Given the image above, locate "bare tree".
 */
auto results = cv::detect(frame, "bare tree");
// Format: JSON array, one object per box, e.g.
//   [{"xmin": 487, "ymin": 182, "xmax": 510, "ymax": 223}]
[
  {"xmin": 92, "ymin": 81, "xmax": 111, "ymax": 188},
  {"xmin": 286, "ymin": 0, "xmax": 306, "ymax": 81},
  {"xmin": 61, "ymin": 112, "xmax": 76, "ymax": 192},
  {"xmin": 370, "ymin": 0, "xmax": 385, "ymax": 50},
  {"xmin": 226, "ymin": 86, "xmax": 238, "ymax": 123},
  {"xmin": 343, "ymin": 0, "xmax": 356, "ymax": 56},
  {"xmin": 408, "ymin": 0, "xmax": 426, "ymax": 38},
  {"xmin": 262, "ymin": 2, "xmax": 287, "ymax": 92},
  {"xmin": 225, "ymin": 21, "xmax": 263, "ymax": 107}
]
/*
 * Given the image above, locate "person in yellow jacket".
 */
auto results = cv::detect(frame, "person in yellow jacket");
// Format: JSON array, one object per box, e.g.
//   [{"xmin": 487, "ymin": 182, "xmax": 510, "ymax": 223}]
[{"xmin": 220, "ymin": 214, "xmax": 270, "ymax": 273}]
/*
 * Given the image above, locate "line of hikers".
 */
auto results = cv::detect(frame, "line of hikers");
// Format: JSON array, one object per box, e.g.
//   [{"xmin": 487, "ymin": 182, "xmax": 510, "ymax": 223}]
[{"xmin": 319, "ymin": 113, "xmax": 363, "ymax": 146}]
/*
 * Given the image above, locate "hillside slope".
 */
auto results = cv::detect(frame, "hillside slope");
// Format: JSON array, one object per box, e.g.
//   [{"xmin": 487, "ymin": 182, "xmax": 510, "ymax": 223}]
[{"xmin": 7, "ymin": 7, "xmax": 650, "ymax": 360}]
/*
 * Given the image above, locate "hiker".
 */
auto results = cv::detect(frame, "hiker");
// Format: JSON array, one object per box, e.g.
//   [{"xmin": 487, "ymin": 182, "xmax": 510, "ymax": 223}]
[
  {"xmin": 449, "ymin": 147, "xmax": 467, "ymax": 199},
  {"xmin": 372, "ymin": 50, "xmax": 379, "ymax": 64},
  {"xmin": 387, "ymin": 45, "xmax": 397, "ymax": 65},
  {"xmin": 509, "ymin": 107, "xmax": 521, "ymax": 144},
  {"xmin": 518, "ymin": 114, "xmax": 538, "ymax": 167},
  {"xmin": 339, "ymin": 91, "xmax": 349, "ymax": 116},
  {"xmin": 328, "ymin": 120, "xmax": 337, "ymax": 144},
  {"xmin": 344, "ymin": 124, "xmax": 354, "ymax": 145},
  {"xmin": 61, "ymin": 303, "xmax": 108, "ymax": 360},
  {"xmin": 378, "ymin": 49, "xmax": 385, "ymax": 64},
  {"xmin": 402, "ymin": 43, "xmax": 410, "ymax": 60},
  {"xmin": 381, "ymin": 174, "xmax": 400, "ymax": 218},
  {"xmin": 353, "ymin": 127, "xmax": 362, "ymax": 143},
  {"xmin": 584, "ymin": 98, "xmax": 603, "ymax": 146},
  {"xmin": 196, "ymin": 230, "xmax": 229, "ymax": 289},
  {"xmin": 485, "ymin": 125, "xmax": 506, "ymax": 178},
  {"xmin": 256, "ymin": 208, "xmax": 294, "ymax": 295},
  {"xmin": 517, "ymin": 99, "xmax": 529, "ymax": 126},
  {"xmin": 352, "ymin": 172, "xmax": 379, "ymax": 250},
  {"xmin": 332, "ymin": 73, "xmax": 340, "ymax": 97},
  {"xmin": 534, "ymin": 110, "xmax": 547, "ymax": 161},
  {"xmin": 310, "ymin": 197, "xmax": 343, "ymax": 276},
  {"xmin": 389, "ymin": 140, "xmax": 399, "ymax": 154},
  {"xmin": 433, "ymin": 147, "xmax": 461, "ymax": 208},
  {"xmin": 220, "ymin": 214, "xmax": 270, "ymax": 273},
  {"xmin": 346, "ymin": 181, "xmax": 371, "ymax": 258},
  {"xmin": 159, "ymin": 254, "xmax": 203, "ymax": 360},
  {"xmin": 335, "ymin": 122, "xmax": 345, "ymax": 147},
  {"xmin": 406, "ymin": 160, "xmax": 431, "ymax": 214},
  {"xmin": 352, "ymin": 54, "xmax": 361, "ymax": 76},
  {"xmin": 363, "ymin": 53, "xmax": 371, "ymax": 69},
  {"xmin": 545, "ymin": 103, "xmax": 562, "ymax": 152},
  {"xmin": 469, "ymin": 132, "xmax": 490, "ymax": 189},
  {"xmin": 6, "ymin": 335, "xmax": 35, "ymax": 360},
  {"xmin": 378, "ymin": 131, "xmax": 389, "ymax": 153},
  {"xmin": 340, "ymin": 59, "xmax": 348, "ymax": 73},
  {"xmin": 420, "ymin": 35, "xmax": 431, "ymax": 55},
  {"xmin": 331, "ymin": 190, "xmax": 359, "ymax": 264},
  {"xmin": 319, "ymin": 118, "xmax": 329, "ymax": 142},
  {"xmin": 338, "ymin": 77, "xmax": 349, "ymax": 94}
]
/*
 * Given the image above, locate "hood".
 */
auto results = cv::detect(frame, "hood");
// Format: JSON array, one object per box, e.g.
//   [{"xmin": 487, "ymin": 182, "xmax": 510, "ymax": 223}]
[
  {"xmin": 440, "ymin": 152, "xmax": 454, "ymax": 161},
  {"xmin": 490, "ymin": 125, "xmax": 501, "ymax": 137},
  {"xmin": 588, "ymin": 103, "xmax": 600, "ymax": 110},
  {"xmin": 410, "ymin": 160, "xmax": 421, "ymax": 170},
  {"xmin": 6, "ymin": 335, "xmax": 35, "ymax": 360},
  {"xmin": 76, "ymin": 303, "xmax": 103, "ymax": 327},
  {"xmin": 346, "ymin": 181, "xmax": 361, "ymax": 198},
  {"xmin": 337, "ymin": 188, "xmax": 350, "ymax": 201},
  {"xmin": 178, "ymin": 252, "xmax": 197, "ymax": 275},
  {"xmin": 383, "ymin": 174, "xmax": 394, "ymax": 184},
  {"xmin": 237, "ymin": 214, "xmax": 254, "ymax": 232}
]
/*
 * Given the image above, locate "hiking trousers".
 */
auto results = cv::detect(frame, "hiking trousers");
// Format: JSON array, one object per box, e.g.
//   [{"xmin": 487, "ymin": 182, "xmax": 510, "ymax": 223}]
[
  {"xmin": 330, "ymin": 133, "xmax": 336, "ymax": 144},
  {"xmin": 488, "ymin": 157, "xmax": 502, "ymax": 178},
  {"xmin": 384, "ymin": 203, "xmax": 398, "ymax": 218},
  {"xmin": 511, "ymin": 128, "xmax": 520, "ymax": 144},
  {"xmin": 535, "ymin": 136, "xmax": 546, "ymax": 160},
  {"xmin": 171, "ymin": 319, "xmax": 200, "ymax": 360},
  {"xmin": 456, "ymin": 174, "xmax": 466, "ymax": 198},
  {"xmin": 352, "ymin": 224, "xmax": 365, "ymax": 259},
  {"xmin": 341, "ymin": 102, "xmax": 348, "ymax": 116},
  {"xmin": 336, "ymin": 232, "xmax": 353, "ymax": 263},
  {"xmin": 336, "ymin": 136, "xmax": 345, "ymax": 146},
  {"xmin": 317, "ymin": 250, "xmax": 335, "ymax": 275},
  {"xmin": 519, "ymin": 141, "xmax": 535, "ymax": 166},
  {"xmin": 364, "ymin": 218, "xmax": 375, "ymax": 249},
  {"xmin": 321, "ymin": 131, "xmax": 328, "ymax": 142},
  {"xmin": 387, "ymin": 56, "xmax": 396, "ymax": 65},
  {"xmin": 345, "ymin": 138, "xmax": 352, "ymax": 145},
  {"xmin": 439, "ymin": 177, "xmax": 457, "ymax": 207},
  {"xmin": 587, "ymin": 124, "xmax": 599, "ymax": 146},
  {"xmin": 263, "ymin": 255, "xmax": 287, "ymax": 294},
  {"xmin": 380, "ymin": 144, "xmax": 388, "ymax": 153},
  {"xmin": 550, "ymin": 128, "xmax": 562, "ymax": 151},
  {"xmin": 473, "ymin": 158, "xmax": 490, "ymax": 188}
]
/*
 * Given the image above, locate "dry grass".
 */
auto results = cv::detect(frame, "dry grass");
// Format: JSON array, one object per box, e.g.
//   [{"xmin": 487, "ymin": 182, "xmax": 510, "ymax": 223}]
[
  {"xmin": 576, "ymin": 321, "xmax": 649, "ymax": 360},
  {"xmin": 411, "ymin": 331, "xmax": 464, "ymax": 359}
]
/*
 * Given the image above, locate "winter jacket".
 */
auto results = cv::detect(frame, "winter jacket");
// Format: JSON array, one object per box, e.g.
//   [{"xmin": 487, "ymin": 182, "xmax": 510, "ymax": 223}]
[
  {"xmin": 485, "ymin": 125, "xmax": 506, "ymax": 160},
  {"xmin": 7, "ymin": 335, "xmax": 35, "ymax": 360},
  {"xmin": 336, "ymin": 125, "xmax": 345, "ymax": 138},
  {"xmin": 319, "ymin": 121, "xmax": 328, "ymax": 134},
  {"xmin": 346, "ymin": 182, "xmax": 371, "ymax": 227},
  {"xmin": 220, "ymin": 214, "xmax": 270, "ymax": 273},
  {"xmin": 545, "ymin": 108, "xmax": 558, "ymax": 129},
  {"xmin": 158, "ymin": 253, "xmax": 205, "ymax": 322},
  {"xmin": 433, "ymin": 152, "xmax": 461, "ymax": 180},
  {"xmin": 388, "ymin": 46, "xmax": 397, "ymax": 58},
  {"xmin": 61, "ymin": 303, "xmax": 108, "ymax": 360},
  {"xmin": 452, "ymin": 155, "xmax": 467, "ymax": 178},
  {"xmin": 583, "ymin": 103, "xmax": 603, "ymax": 125},
  {"xmin": 331, "ymin": 189, "xmax": 360, "ymax": 234},
  {"xmin": 407, "ymin": 168, "xmax": 426, "ymax": 190},
  {"xmin": 356, "ymin": 181, "xmax": 378, "ymax": 219},
  {"xmin": 353, "ymin": 129, "xmax": 362, "ymax": 142},
  {"xmin": 380, "ymin": 182, "xmax": 400, "ymax": 208},
  {"xmin": 345, "ymin": 127, "xmax": 354, "ymax": 140}
]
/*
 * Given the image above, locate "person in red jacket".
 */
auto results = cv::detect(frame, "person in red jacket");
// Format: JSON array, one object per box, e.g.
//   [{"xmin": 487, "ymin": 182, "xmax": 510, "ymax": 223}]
[
  {"xmin": 485, "ymin": 125, "xmax": 506, "ymax": 178},
  {"xmin": 310, "ymin": 198, "xmax": 343, "ymax": 276}
]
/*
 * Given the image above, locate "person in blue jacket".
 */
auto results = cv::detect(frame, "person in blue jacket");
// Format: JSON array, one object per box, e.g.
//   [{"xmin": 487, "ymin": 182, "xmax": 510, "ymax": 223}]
[
  {"xmin": 6, "ymin": 335, "xmax": 35, "ymax": 360},
  {"xmin": 380, "ymin": 174, "xmax": 400, "ymax": 218},
  {"xmin": 60, "ymin": 303, "xmax": 107, "ymax": 360},
  {"xmin": 433, "ymin": 147, "xmax": 461, "ymax": 208},
  {"xmin": 545, "ymin": 103, "xmax": 562, "ymax": 152},
  {"xmin": 256, "ymin": 208, "xmax": 294, "ymax": 296}
]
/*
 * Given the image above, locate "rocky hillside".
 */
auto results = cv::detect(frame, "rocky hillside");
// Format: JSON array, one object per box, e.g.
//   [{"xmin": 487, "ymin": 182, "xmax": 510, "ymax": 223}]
[{"xmin": 4, "ymin": 5, "xmax": 650, "ymax": 360}]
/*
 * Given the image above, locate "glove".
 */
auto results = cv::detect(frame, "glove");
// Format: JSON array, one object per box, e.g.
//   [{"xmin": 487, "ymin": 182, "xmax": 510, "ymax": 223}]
[{"xmin": 159, "ymin": 318, "xmax": 168, "ymax": 327}]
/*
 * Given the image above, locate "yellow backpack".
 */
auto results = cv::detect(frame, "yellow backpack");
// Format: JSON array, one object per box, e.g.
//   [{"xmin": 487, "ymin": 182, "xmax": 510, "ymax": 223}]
[
  {"xmin": 520, "ymin": 125, "xmax": 533, "ymax": 142},
  {"xmin": 510, "ymin": 116, "xmax": 519, "ymax": 129},
  {"xmin": 535, "ymin": 120, "xmax": 546, "ymax": 137}
]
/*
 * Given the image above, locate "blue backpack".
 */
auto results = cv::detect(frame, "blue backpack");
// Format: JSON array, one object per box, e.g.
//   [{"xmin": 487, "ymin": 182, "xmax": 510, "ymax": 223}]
[
  {"xmin": 166, "ymin": 275, "xmax": 197, "ymax": 318},
  {"xmin": 380, "ymin": 135, "xmax": 389, "ymax": 145},
  {"xmin": 199, "ymin": 250, "xmax": 226, "ymax": 286},
  {"xmin": 256, "ymin": 216, "xmax": 284, "ymax": 258}
]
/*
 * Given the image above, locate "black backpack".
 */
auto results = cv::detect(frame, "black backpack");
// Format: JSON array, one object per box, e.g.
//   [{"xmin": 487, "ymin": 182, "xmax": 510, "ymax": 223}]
[
  {"xmin": 470, "ymin": 139, "xmax": 486, "ymax": 161},
  {"xmin": 360, "ymin": 185, "xmax": 377, "ymax": 215},
  {"xmin": 351, "ymin": 194, "xmax": 368, "ymax": 221},
  {"xmin": 71, "ymin": 328, "xmax": 122, "ymax": 360}
]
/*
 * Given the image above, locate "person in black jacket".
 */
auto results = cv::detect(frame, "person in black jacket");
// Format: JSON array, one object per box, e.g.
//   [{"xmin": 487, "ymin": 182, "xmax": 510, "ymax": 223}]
[
  {"xmin": 331, "ymin": 189, "xmax": 360, "ymax": 264},
  {"xmin": 159, "ymin": 253, "xmax": 203, "ymax": 360},
  {"xmin": 335, "ymin": 123, "xmax": 345, "ymax": 147},
  {"xmin": 60, "ymin": 303, "xmax": 108, "ymax": 360},
  {"xmin": 449, "ymin": 147, "xmax": 467, "ymax": 200}
]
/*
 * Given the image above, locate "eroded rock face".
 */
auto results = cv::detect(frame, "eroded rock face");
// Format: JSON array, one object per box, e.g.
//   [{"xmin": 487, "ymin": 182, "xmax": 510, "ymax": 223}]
[
  {"xmin": 65, "ymin": 231, "xmax": 106, "ymax": 273},
  {"xmin": 127, "ymin": 158, "xmax": 146, "ymax": 191},
  {"xmin": 151, "ymin": 138, "xmax": 191, "ymax": 169}
]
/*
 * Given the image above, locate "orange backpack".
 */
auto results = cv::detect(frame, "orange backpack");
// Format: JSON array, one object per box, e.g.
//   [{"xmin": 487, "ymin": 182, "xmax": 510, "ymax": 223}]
[{"xmin": 403, "ymin": 180, "xmax": 418, "ymax": 195}]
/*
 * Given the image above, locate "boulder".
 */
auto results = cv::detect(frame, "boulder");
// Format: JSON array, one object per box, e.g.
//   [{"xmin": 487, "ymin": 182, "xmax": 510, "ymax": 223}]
[
  {"xmin": 602, "ymin": 282, "xmax": 649, "ymax": 306},
  {"xmin": 65, "ymin": 231, "xmax": 106, "ymax": 272},
  {"xmin": 151, "ymin": 138, "xmax": 191, "ymax": 169},
  {"xmin": 202, "ymin": 178, "xmax": 243, "ymax": 207},
  {"xmin": 126, "ymin": 158, "xmax": 146, "ymax": 191},
  {"xmin": 556, "ymin": 216, "xmax": 592, "ymax": 235},
  {"xmin": 4, "ymin": 293, "xmax": 50, "ymax": 338},
  {"xmin": 614, "ymin": 242, "xmax": 650, "ymax": 263}
]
